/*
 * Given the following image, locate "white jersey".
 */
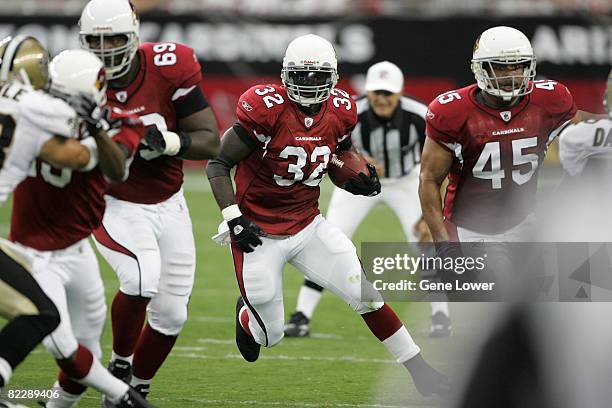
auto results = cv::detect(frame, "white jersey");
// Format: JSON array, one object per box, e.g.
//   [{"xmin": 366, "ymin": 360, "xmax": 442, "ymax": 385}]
[
  {"xmin": 0, "ymin": 82, "xmax": 77, "ymax": 203},
  {"xmin": 558, "ymin": 118, "xmax": 612, "ymax": 176}
]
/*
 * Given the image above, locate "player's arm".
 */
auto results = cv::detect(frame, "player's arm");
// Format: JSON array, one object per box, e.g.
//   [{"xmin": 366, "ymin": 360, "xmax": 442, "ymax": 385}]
[
  {"xmin": 570, "ymin": 110, "xmax": 609, "ymax": 124},
  {"xmin": 206, "ymin": 124, "xmax": 265, "ymax": 252},
  {"xmin": 91, "ymin": 128, "xmax": 130, "ymax": 183},
  {"xmin": 419, "ymin": 137, "xmax": 453, "ymax": 242},
  {"xmin": 38, "ymin": 136, "xmax": 92, "ymax": 170},
  {"xmin": 176, "ymin": 105, "xmax": 220, "ymax": 160}
]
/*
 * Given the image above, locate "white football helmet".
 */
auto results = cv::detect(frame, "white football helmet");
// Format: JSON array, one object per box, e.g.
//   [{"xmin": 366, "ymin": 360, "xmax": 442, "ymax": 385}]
[
  {"xmin": 79, "ymin": 0, "xmax": 140, "ymax": 80},
  {"xmin": 471, "ymin": 26, "xmax": 536, "ymax": 101},
  {"xmin": 281, "ymin": 34, "xmax": 339, "ymax": 106},
  {"xmin": 49, "ymin": 50, "xmax": 108, "ymax": 107}
]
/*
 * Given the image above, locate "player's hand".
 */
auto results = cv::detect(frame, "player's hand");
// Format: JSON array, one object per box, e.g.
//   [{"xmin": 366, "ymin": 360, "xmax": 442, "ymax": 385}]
[
  {"xmin": 434, "ymin": 241, "xmax": 467, "ymax": 283},
  {"xmin": 70, "ymin": 93, "xmax": 119, "ymax": 136},
  {"xmin": 144, "ymin": 128, "xmax": 190, "ymax": 156},
  {"xmin": 344, "ymin": 164, "xmax": 381, "ymax": 197},
  {"xmin": 227, "ymin": 215, "xmax": 265, "ymax": 253},
  {"xmin": 413, "ymin": 218, "xmax": 433, "ymax": 243},
  {"xmin": 364, "ymin": 155, "xmax": 385, "ymax": 178}
]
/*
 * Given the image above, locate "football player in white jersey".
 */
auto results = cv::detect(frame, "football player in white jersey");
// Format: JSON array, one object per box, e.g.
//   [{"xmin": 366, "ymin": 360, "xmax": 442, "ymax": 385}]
[
  {"xmin": 0, "ymin": 35, "xmax": 63, "ymax": 399},
  {"xmin": 0, "ymin": 38, "xmax": 152, "ymax": 407},
  {"xmin": 559, "ymin": 71, "xmax": 612, "ymax": 179},
  {"xmin": 553, "ymin": 70, "xmax": 612, "ymax": 242}
]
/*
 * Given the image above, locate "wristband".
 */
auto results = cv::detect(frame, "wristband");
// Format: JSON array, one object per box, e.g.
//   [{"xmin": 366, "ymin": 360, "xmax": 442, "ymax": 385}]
[
  {"xmin": 79, "ymin": 137, "xmax": 99, "ymax": 172},
  {"xmin": 221, "ymin": 204, "xmax": 242, "ymax": 222},
  {"xmin": 162, "ymin": 131, "xmax": 182, "ymax": 156}
]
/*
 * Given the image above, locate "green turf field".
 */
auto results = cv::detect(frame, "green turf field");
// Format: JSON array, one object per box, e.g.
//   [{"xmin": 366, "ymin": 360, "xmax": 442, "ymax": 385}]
[{"xmin": 0, "ymin": 172, "xmax": 475, "ymax": 408}]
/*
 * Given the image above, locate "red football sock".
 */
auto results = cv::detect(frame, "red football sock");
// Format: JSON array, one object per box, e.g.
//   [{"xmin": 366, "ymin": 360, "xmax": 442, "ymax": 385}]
[
  {"xmin": 58, "ymin": 370, "xmax": 87, "ymax": 395},
  {"xmin": 132, "ymin": 324, "xmax": 177, "ymax": 380},
  {"xmin": 239, "ymin": 307, "xmax": 253, "ymax": 336},
  {"xmin": 361, "ymin": 303, "xmax": 403, "ymax": 341},
  {"xmin": 111, "ymin": 291, "xmax": 149, "ymax": 357},
  {"xmin": 56, "ymin": 345, "xmax": 93, "ymax": 379}
]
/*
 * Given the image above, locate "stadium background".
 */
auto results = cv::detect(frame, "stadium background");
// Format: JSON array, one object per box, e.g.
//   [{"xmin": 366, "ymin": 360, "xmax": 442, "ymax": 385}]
[{"xmin": 0, "ymin": 0, "xmax": 610, "ymax": 406}]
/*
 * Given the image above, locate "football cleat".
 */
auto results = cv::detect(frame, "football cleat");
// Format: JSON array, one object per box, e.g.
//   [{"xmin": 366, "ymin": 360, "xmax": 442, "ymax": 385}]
[
  {"xmin": 405, "ymin": 353, "xmax": 451, "ymax": 397},
  {"xmin": 429, "ymin": 311, "xmax": 452, "ymax": 338},
  {"xmin": 102, "ymin": 359, "xmax": 133, "ymax": 407},
  {"xmin": 115, "ymin": 387, "xmax": 154, "ymax": 408},
  {"xmin": 132, "ymin": 384, "xmax": 149, "ymax": 400},
  {"xmin": 235, "ymin": 296, "xmax": 260, "ymax": 362},
  {"xmin": 283, "ymin": 311, "xmax": 310, "ymax": 337}
]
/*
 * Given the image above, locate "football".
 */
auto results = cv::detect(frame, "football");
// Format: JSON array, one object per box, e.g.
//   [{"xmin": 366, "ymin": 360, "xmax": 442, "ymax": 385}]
[{"xmin": 327, "ymin": 150, "xmax": 369, "ymax": 188}]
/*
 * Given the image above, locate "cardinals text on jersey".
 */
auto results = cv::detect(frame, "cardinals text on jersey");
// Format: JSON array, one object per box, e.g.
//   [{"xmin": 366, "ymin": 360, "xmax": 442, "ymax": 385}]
[
  {"xmin": 235, "ymin": 84, "xmax": 357, "ymax": 235},
  {"xmin": 426, "ymin": 80, "xmax": 577, "ymax": 233}
]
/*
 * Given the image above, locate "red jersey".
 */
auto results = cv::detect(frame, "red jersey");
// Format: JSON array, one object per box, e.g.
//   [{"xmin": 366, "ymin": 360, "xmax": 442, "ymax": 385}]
[
  {"xmin": 106, "ymin": 42, "xmax": 203, "ymax": 204},
  {"xmin": 236, "ymin": 85, "xmax": 357, "ymax": 235},
  {"xmin": 10, "ymin": 111, "xmax": 144, "ymax": 251},
  {"xmin": 426, "ymin": 81, "xmax": 577, "ymax": 233}
]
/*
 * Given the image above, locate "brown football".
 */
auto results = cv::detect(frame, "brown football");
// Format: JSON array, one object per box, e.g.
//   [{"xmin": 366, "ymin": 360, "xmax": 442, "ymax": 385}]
[{"xmin": 327, "ymin": 150, "xmax": 369, "ymax": 188}]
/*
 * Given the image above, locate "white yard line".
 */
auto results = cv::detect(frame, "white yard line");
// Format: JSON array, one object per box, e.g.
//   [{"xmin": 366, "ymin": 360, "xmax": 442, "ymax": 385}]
[
  {"xmin": 172, "ymin": 352, "xmax": 395, "ymax": 364},
  {"xmin": 80, "ymin": 393, "xmax": 427, "ymax": 407}
]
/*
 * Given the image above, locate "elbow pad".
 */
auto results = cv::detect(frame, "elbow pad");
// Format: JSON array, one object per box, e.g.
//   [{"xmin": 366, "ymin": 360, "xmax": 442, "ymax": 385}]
[{"xmin": 206, "ymin": 152, "xmax": 236, "ymax": 179}]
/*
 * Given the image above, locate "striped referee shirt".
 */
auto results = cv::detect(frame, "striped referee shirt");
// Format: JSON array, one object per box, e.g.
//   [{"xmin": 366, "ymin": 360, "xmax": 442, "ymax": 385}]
[{"xmin": 352, "ymin": 95, "xmax": 427, "ymax": 179}]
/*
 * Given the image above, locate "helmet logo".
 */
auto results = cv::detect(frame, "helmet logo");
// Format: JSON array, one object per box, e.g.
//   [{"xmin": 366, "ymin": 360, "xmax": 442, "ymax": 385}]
[
  {"xmin": 500, "ymin": 111, "xmax": 512, "ymax": 122},
  {"xmin": 302, "ymin": 60, "xmax": 319, "ymax": 65},
  {"xmin": 241, "ymin": 100, "xmax": 253, "ymax": 112},
  {"xmin": 116, "ymin": 91, "xmax": 127, "ymax": 103},
  {"xmin": 304, "ymin": 117, "xmax": 314, "ymax": 128}
]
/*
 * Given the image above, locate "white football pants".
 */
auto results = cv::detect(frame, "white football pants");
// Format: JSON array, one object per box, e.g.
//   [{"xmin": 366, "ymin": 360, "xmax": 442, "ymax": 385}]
[
  {"xmin": 7, "ymin": 239, "xmax": 106, "ymax": 360},
  {"xmin": 232, "ymin": 215, "xmax": 384, "ymax": 347},
  {"xmin": 93, "ymin": 189, "xmax": 196, "ymax": 336}
]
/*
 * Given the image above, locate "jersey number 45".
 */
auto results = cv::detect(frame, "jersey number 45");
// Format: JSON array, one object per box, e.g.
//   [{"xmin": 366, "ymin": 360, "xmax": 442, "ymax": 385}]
[{"xmin": 473, "ymin": 137, "xmax": 539, "ymax": 189}]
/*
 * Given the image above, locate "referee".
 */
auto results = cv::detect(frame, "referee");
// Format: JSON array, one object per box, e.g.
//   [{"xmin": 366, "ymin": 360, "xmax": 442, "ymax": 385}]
[{"xmin": 285, "ymin": 61, "xmax": 451, "ymax": 338}]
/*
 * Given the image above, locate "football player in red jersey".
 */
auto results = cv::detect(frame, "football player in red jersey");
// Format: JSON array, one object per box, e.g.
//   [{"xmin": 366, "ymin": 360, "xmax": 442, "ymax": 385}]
[
  {"xmin": 420, "ymin": 26, "xmax": 596, "ymax": 249},
  {"xmin": 8, "ymin": 50, "xmax": 151, "ymax": 407},
  {"xmin": 78, "ymin": 0, "xmax": 221, "ymax": 401},
  {"xmin": 207, "ymin": 34, "xmax": 449, "ymax": 397}
]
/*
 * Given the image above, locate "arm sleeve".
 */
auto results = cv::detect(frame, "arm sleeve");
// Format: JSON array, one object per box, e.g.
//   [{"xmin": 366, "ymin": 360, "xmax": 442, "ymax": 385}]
[
  {"xmin": 558, "ymin": 124, "xmax": 590, "ymax": 176},
  {"xmin": 108, "ymin": 112, "xmax": 145, "ymax": 156},
  {"xmin": 425, "ymin": 102, "xmax": 459, "ymax": 152}
]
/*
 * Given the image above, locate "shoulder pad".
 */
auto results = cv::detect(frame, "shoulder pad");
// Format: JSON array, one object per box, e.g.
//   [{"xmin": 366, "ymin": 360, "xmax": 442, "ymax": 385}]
[
  {"xmin": 328, "ymin": 87, "xmax": 357, "ymax": 131},
  {"xmin": 236, "ymin": 84, "xmax": 286, "ymax": 133},
  {"xmin": 19, "ymin": 91, "xmax": 77, "ymax": 138},
  {"xmin": 426, "ymin": 87, "xmax": 471, "ymax": 134},
  {"xmin": 530, "ymin": 80, "xmax": 575, "ymax": 116},
  {"xmin": 141, "ymin": 42, "xmax": 202, "ymax": 89}
]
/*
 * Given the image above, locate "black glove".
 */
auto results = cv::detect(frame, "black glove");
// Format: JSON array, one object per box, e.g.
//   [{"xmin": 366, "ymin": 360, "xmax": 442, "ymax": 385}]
[
  {"xmin": 228, "ymin": 216, "xmax": 265, "ymax": 253},
  {"xmin": 344, "ymin": 164, "xmax": 381, "ymax": 196},
  {"xmin": 70, "ymin": 93, "xmax": 119, "ymax": 136}
]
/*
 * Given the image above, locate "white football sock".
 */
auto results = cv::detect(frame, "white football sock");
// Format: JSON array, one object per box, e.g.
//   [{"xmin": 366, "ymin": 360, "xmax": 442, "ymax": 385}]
[
  {"xmin": 296, "ymin": 285, "xmax": 323, "ymax": 319},
  {"xmin": 78, "ymin": 359, "xmax": 129, "ymax": 402},
  {"xmin": 46, "ymin": 382, "xmax": 82, "ymax": 408},
  {"xmin": 111, "ymin": 351, "xmax": 133, "ymax": 364},
  {"xmin": 130, "ymin": 375, "xmax": 151, "ymax": 393},
  {"xmin": 382, "ymin": 326, "xmax": 421, "ymax": 363},
  {"xmin": 0, "ymin": 357, "xmax": 12, "ymax": 385},
  {"xmin": 430, "ymin": 302, "xmax": 449, "ymax": 316}
]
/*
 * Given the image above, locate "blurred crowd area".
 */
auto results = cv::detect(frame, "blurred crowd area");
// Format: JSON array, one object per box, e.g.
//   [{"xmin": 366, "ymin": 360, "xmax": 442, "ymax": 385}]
[{"xmin": 3, "ymin": 0, "xmax": 611, "ymax": 16}]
